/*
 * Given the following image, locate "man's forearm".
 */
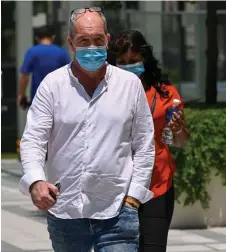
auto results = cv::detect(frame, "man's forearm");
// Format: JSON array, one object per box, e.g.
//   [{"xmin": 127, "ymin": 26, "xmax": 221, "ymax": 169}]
[
  {"xmin": 129, "ymin": 81, "xmax": 155, "ymax": 204},
  {"xmin": 19, "ymin": 74, "xmax": 29, "ymax": 96}
]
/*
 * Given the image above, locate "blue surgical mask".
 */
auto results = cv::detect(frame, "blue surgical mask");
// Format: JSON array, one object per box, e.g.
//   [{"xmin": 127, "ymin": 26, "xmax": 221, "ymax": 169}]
[
  {"xmin": 75, "ymin": 46, "xmax": 107, "ymax": 72},
  {"xmin": 117, "ymin": 62, "xmax": 145, "ymax": 77}
]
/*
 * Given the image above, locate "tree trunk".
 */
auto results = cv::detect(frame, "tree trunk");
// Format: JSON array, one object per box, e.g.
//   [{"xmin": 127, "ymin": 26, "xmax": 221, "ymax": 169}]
[{"xmin": 205, "ymin": 1, "xmax": 218, "ymax": 104}]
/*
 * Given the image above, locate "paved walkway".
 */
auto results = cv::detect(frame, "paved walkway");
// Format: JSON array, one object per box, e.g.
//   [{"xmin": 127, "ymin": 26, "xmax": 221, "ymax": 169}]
[{"xmin": 2, "ymin": 160, "xmax": 226, "ymax": 252}]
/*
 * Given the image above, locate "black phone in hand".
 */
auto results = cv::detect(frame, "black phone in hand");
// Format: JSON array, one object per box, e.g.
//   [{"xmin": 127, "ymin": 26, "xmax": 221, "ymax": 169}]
[
  {"xmin": 20, "ymin": 96, "xmax": 31, "ymax": 109},
  {"xmin": 50, "ymin": 183, "xmax": 61, "ymax": 200}
]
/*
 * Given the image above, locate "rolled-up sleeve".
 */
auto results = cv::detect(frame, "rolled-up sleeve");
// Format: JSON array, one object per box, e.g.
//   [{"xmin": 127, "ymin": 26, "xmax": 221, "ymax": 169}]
[
  {"xmin": 19, "ymin": 76, "xmax": 53, "ymax": 196},
  {"xmin": 127, "ymin": 80, "xmax": 155, "ymax": 203}
]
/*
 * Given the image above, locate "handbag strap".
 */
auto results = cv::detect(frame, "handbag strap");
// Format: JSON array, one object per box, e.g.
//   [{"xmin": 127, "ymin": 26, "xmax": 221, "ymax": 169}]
[{"xmin": 150, "ymin": 90, "xmax": 157, "ymax": 115}]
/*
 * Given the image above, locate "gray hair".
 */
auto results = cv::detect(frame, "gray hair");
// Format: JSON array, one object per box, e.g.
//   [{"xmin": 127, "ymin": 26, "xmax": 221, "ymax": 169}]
[{"xmin": 68, "ymin": 11, "xmax": 108, "ymax": 38}]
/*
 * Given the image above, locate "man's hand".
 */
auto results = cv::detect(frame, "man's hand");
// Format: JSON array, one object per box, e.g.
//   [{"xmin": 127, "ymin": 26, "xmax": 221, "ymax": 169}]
[
  {"xmin": 30, "ymin": 181, "xmax": 60, "ymax": 210},
  {"xmin": 17, "ymin": 94, "xmax": 22, "ymax": 105},
  {"xmin": 17, "ymin": 94, "xmax": 30, "ymax": 110}
]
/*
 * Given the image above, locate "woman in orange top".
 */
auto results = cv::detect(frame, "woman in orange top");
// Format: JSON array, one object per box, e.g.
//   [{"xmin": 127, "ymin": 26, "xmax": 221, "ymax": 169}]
[{"xmin": 108, "ymin": 30, "xmax": 190, "ymax": 252}]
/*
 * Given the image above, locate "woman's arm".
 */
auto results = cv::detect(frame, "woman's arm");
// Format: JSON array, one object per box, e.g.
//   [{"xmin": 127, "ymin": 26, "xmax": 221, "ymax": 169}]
[{"xmin": 173, "ymin": 125, "xmax": 190, "ymax": 147}]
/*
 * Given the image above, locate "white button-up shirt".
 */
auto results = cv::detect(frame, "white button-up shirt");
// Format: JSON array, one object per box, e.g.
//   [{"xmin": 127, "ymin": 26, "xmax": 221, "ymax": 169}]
[{"xmin": 19, "ymin": 63, "xmax": 155, "ymax": 219}]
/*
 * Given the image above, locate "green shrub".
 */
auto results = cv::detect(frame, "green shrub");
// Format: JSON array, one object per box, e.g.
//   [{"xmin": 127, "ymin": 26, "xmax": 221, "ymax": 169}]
[{"xmin": 172, "ymin": 104, "xmax": 226, "ymax": 208}]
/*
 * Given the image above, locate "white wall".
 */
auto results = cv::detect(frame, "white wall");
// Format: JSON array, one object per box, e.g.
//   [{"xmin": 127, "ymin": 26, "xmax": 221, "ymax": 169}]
[{"xmin": 171, "ymin": 175, "xmax": 226, "ymax": 229}]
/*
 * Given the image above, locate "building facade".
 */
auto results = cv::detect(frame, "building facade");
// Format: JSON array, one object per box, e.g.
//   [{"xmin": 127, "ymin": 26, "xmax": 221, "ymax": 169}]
[{"xmin": 1, "ymin": 1, "xmax": 226, "ymax": 152}]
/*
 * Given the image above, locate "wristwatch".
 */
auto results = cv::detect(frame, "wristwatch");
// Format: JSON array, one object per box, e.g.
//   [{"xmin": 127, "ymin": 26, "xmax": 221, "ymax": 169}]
[{"xmin": 124, "ymin": 196, "xmax": 140, "ymax": 209}]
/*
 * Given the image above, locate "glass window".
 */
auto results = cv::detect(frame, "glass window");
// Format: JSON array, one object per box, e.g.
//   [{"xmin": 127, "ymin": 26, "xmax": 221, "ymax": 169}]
[
  {"xmin": 218, "ymin": 14, "xmax": 226, "ymax": 82},
  {"xmin": 125, "ymin": 1, "xmax": 139, "ymax": 10},
  {"xmin": 2, "ymin": 1, "xmax": 16, "ymax": 64}
]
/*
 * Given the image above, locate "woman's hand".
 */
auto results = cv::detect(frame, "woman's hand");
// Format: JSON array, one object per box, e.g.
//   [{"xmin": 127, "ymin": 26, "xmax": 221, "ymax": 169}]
[
  {"xmin": 168, "ymin": 110, "xmax": 190, "ymax": 147},
  {"xmin": 168, "ymin": 111, "xmax": 184, "ymax": 133}
]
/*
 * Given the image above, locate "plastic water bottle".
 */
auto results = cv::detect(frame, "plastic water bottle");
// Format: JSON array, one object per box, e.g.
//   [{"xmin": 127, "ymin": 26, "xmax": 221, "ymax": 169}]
[{"xmin": 162, "ymin": 99, "xmax": 181, "ymax": 145}]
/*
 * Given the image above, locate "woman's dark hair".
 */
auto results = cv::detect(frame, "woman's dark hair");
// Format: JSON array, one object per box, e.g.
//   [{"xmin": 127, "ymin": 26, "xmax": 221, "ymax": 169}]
[{"xmin": 107, "ymin": 30, "xmax": 171, "ymax": 97}]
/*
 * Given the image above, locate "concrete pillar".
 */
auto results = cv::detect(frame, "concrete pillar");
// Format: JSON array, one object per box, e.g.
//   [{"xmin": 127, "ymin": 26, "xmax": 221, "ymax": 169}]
[
  {"xmin": 139, "ymin": 1, "xmax": 163, "ymax": 63},
  {"xmin": 16, "ymin": 1, "xmax": 33, "ymax": 137},
  {"xmin": 195, "ymin": 3, "xmax": 207, "ymax": 102}
]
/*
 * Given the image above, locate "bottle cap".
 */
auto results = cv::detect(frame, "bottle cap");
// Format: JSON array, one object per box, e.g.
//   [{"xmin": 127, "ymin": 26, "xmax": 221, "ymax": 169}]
[{"xmin": 173, "ymin": 99, "xmax": 180, "ymax": 105}]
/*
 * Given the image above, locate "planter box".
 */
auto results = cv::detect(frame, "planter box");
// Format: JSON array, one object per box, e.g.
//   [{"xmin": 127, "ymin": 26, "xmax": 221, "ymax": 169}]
[{"xmin": 171, "ymin": 176, "xmax": 226, "ymax": 229}]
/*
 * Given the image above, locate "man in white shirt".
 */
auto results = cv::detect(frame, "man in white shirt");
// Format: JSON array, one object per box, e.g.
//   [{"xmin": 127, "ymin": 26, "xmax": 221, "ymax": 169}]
[{"xmin": 19, "ymin": 7, "xmax": 155, "ymax": 252}]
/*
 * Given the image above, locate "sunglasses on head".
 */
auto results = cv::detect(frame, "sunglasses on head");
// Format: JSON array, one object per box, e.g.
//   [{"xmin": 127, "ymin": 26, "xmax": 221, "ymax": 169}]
[{"xmin": 70, "ymin": 7, "xmax": 103, "ymax": 16}]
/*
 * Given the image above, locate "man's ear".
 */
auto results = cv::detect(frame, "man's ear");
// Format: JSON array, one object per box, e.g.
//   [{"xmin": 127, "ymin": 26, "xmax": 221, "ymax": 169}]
[
  {"xmin": 67, "ymin": 36, "xmax": 75, "ymax": 52},
  {"xmin": 106, "ymin": 33, "xmax": 111, "ymax": 47}
]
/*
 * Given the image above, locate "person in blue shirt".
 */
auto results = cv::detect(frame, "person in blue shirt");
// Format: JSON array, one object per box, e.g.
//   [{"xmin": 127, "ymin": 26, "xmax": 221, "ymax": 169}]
[{"xmin": 18, "ymin": 25, "xmax": 70, "ymax": 109}]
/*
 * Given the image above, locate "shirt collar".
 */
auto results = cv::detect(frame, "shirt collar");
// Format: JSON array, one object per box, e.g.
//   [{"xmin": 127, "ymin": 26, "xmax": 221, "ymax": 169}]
[{"xmin": 67, "ymin": 61, "xmax": 111, "ymax": 87}]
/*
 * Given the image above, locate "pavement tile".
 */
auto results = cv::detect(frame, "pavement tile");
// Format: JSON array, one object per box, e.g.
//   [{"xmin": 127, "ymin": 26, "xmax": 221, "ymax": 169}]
[
  {"xmin": 167, "ymin": 244, "xmax": 214, "ymax": 252},
  {"xmin": 1, "ymin": 241, "xmax": 24, "ymax": 252},
  {"xmin": 190, "ymin": 229, "xmax": 226, "ymax": 244},
  {"xmin": 1, "ymin": 210, "xmax": 52, "ymax": 251},
  {"xmin": 211, "ymin": 228, "xmax": 226, "ymax": 235},
  {"xmin": 168, "ymin": 230, "xmax": 217, "ymax": 245},
  {"xmin": 1, "ymin": 160, "xmax": 23, "ymax": 177},
  {"xmin": 207, "ymin": 243, "xmax": 226, "ymax": 251}
]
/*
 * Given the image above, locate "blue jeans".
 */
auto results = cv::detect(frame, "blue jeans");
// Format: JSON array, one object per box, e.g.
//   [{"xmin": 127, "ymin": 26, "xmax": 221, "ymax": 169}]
[{"xmin": 47, "ymin": 205, "xmax": 139, "ymax": 252}]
